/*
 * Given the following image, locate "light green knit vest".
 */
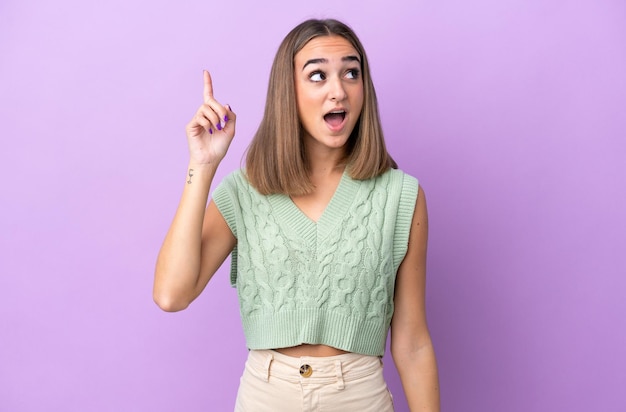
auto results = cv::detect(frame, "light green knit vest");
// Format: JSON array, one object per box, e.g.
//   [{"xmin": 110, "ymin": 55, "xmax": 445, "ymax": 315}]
[{"xmin": 212, "ymin": 168, "xmax": 418, "ymax": 356}]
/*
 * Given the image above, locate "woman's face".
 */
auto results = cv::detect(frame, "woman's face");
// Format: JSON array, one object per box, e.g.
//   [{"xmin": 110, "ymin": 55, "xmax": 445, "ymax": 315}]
[{"xmin": 294, "ymin": 35, "xmax": 364, "ymax": 153}]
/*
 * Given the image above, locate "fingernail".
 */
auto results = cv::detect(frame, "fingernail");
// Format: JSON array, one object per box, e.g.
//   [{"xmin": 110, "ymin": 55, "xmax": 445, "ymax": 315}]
[
  {"xmin": 227, "ymin": 104, "xmax": 233, "ymax": 112},
  {"xmin": 209, "ymin": 128, "xmax": 213, "ymax": 134},
  {"xmin": 224, "ymin": 115, "xmax": 229, "ymax": 123},
  {"xmin": 216, "ymin": 122, "xmax": 222, "ymax": 131}
]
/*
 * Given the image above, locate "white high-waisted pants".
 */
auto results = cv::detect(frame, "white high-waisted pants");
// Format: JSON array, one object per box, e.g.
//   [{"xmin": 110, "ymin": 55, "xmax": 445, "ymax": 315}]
[{"xmin": 234, "ymin": 349, "xmax": 394, "ymax": 412}]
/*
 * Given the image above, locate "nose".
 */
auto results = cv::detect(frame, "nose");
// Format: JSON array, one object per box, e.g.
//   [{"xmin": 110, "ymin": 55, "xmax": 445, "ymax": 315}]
[{"xmin": 328, "ymin": 77, "xmax": 347, "ymax": 102}]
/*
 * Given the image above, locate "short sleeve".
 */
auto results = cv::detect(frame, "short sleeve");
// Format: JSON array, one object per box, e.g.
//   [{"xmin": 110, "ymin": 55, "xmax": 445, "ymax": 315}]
[
  {"xmin": 211, "ymin": 170, "xmax": 243, "ymax": 287},
  {"xmin": 212, "ymin": 171, "xmax": 240, "ymax": 238},
  {"xmin": 392, "ymin": 171, "xmax": 419, "ymax": 270}
]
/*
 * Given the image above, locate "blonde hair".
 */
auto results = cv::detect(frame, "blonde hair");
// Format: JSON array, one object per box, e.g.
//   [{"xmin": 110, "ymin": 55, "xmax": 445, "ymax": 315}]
[{"xmin": 245, "ymin": 19, "xmax": 397, "ymax": 195}]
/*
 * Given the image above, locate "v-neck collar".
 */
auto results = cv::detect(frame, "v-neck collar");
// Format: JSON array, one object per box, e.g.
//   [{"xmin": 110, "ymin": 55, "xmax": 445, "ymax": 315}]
[{"xmin": 267, "ymin": 169, "xmax": 362, "ymax": 245}]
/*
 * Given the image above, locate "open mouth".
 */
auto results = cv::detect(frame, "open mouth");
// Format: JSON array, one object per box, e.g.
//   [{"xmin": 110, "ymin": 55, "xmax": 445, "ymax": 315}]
[{"xmin": 323, "ymin": 110, "xmax": 346, "ymax": 128}]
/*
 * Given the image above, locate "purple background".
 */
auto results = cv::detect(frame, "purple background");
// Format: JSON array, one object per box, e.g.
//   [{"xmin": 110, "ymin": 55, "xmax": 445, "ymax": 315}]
[{"xmin": 1, "ymin": 0, "xmax": 625, "ymax": 411}]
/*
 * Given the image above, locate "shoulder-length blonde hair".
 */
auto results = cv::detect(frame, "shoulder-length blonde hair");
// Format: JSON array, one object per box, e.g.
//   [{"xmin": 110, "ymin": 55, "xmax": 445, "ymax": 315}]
[{"xmin": 245, "ymin": 18, "xmax": 397, "ymax": 195}]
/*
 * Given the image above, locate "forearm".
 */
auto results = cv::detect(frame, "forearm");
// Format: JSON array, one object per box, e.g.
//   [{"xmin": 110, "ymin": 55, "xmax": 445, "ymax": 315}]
[
  {"xmin": 393, "ymin": 343, "xmax": 440, "ymax": 411},
  {"xmin": 153, "ymin": 162, "xmax": 219, "ymax": 311}
]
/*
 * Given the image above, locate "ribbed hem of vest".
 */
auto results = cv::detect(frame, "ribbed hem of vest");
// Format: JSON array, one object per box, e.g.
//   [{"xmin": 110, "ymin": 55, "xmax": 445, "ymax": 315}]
[{"xmin": 241, "ymin": 308, "xmax": 389, "ymax": 357}]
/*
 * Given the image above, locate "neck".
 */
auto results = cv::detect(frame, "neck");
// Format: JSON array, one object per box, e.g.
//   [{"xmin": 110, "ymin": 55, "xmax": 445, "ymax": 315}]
[{"xmin": 305, "ymin": 148, "xmax": 348, "ymax": 177}]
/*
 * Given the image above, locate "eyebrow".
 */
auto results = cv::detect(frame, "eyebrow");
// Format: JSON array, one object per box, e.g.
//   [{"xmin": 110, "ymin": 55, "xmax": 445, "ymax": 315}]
[{"xmin": 302, "ymin": 55, "xmax": 361, "ymax": 71}]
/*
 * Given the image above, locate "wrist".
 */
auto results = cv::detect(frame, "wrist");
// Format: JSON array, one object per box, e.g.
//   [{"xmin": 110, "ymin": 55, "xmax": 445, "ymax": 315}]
[{"xmin": 185, "ymin": 161, "xmax": 218, "ymax": 185}]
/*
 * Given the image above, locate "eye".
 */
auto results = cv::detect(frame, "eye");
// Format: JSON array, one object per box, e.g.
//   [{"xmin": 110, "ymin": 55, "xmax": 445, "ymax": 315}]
[
  {"xmin": 345, "ymin": 68, "xmax": 360, "ymax": 80},
  {"xmin": 309, "ymin": 71, "xmax": 325, "ymax": 82}
]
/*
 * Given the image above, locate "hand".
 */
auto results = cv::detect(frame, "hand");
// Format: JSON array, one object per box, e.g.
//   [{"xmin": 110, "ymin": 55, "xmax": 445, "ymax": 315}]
[{"xmin": 185, "ymin": 70, "xmax": 236, "ymax": 165}]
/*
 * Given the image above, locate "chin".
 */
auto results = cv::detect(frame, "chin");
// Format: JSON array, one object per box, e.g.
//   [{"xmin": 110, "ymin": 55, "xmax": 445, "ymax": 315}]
[
  {"xmin": 326, "ymin": 136, "xmax": 351, "ymax": 149},
  {"xmin": 304, "ymin": 127, "xmax": 352, "ymax": 150}
]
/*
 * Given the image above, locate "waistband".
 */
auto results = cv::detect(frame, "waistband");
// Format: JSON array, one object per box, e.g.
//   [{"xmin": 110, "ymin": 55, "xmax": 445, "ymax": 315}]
[{"xmin": 245, "ymin": 349, "xmax": 383, "ymax": 389}]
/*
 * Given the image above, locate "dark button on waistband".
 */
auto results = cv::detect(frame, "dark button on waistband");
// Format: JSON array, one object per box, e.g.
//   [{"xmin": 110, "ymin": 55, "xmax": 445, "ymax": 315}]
[{"xmin": 299, "ymin": 364, "xmax": 312, "ymax": 377}]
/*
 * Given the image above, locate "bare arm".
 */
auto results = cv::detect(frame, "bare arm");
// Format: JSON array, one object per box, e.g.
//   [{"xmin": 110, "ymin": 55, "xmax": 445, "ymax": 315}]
[
  {"xmin": 153, "ymin": 71, "xmax": 237, "ymax": 312},
  {"xmin": 391, "ymin": 186, "xmax": 440, "ymax": 411}
]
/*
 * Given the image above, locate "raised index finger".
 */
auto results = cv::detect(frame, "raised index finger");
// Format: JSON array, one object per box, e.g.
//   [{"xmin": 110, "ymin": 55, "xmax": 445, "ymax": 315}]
[{"xmin": 203, "ymin": 70, "xmax": 214, "ymax": 103}]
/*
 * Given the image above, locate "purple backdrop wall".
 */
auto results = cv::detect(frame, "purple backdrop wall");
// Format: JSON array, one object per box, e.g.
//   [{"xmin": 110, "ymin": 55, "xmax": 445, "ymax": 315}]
[{"xmin": 1, "ymin": 0, "xmax": 625, "ymax": 411}]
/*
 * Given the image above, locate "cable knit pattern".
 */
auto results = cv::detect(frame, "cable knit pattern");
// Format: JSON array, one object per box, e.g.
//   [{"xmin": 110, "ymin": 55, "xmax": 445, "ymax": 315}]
[{"xmin": 212, "ymin": 168, "xmax": 418, "ymax": 356}]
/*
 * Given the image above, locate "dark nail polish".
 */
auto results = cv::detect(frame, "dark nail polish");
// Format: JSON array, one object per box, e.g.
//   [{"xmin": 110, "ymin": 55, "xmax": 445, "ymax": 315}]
[
  {"xmin": 224, "ymin": 115, "xmax": 229, "ymax": 123},
  {"xmin": 209, "ymin": 128, "xmax": 213, "ymax": 134},
  {"xmin": 216, "ymin": 123, "xmax": 222, "ymax": 131}
]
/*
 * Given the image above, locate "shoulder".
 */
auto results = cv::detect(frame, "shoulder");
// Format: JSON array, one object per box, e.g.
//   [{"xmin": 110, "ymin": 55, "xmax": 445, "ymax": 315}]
[
  {"xmin": 212, "ymin": 169, "xmax": 256, "ymax": 233},
  {"xmin": 213, "ymin": 169, "xmax": 252, "ymax": 194},
  {"xmin": 222, "ymin": 168, "xmax": 246, "ymax": 185},
  {"xmin": 368, "ymin": 168, "xmax": 419, "ymax": 189},
  {"xmin": 387, "ymin": 168, "xmax": 419, "ymax": 187},
  {"xmin": 213, "ymin": 168, "xmax": 272, "ymax": 215},
  {"xmin": 379, "ymin": 168, "xmax": 420, "ymax": 204},
  {"xmin": 212, "ymin": 169, "xmax": 246, "ymax": 209},
  {"xmin": 389, "ymin": 169, "xmax": 426, "ymax": 220}
]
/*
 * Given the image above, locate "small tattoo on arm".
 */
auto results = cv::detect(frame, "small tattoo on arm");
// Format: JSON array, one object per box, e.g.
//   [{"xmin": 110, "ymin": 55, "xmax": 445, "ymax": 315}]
[{"xmin": 187, "ymin": 169, "xmax": 194, "ymax": 184}]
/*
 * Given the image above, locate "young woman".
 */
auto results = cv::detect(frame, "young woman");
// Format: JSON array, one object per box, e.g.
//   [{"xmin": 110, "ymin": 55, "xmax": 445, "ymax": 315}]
[{"xmin": 154, "ymin": 18, "xmax": 440, "ymax": 411}]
